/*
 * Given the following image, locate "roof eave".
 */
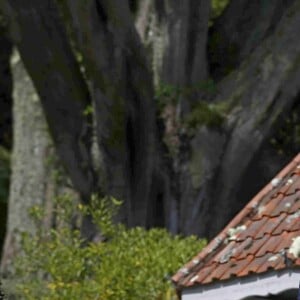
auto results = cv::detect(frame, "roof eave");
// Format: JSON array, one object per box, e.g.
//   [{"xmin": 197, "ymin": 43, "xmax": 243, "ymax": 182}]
[{"xmin": 181, "ymin": 268, "xmax": 300, "ymax": 300}]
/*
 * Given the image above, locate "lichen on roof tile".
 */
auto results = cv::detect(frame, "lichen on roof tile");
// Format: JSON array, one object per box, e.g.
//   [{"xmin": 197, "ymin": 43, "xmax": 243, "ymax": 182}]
[
  {"xmin": 271, "ymin": 177, "xmax": 282, "ymax": 187},
  {"xmin": 289, "ymin": 236, "xmax": 300, "ymax": 258}
]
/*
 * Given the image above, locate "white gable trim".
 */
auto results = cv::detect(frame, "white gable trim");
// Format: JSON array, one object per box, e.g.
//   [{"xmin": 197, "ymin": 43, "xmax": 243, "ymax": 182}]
[{"xmin": 182, "ymin": 269, "xmax": 300, "ymax": 300}]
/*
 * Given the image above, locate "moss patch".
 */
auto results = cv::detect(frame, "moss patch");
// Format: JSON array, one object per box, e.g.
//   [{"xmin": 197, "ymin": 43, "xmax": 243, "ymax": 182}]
[
  {"xmin": 210, "ymin": 0, "xmax": 231, "ymax": 21},
  {"xmin": 106, "ymin": 97, "xmax": 126, "ymax": 150},
  {"xmin": 185, "ymin": 102, "xmax": 225, "ymax": 130},
  {"xmin": 189, "ymin": 150, "xmax": 203, "ymax": 189}
]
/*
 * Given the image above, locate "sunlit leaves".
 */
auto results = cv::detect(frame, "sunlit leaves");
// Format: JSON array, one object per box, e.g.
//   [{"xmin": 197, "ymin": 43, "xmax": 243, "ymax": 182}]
[{"xmin": 15, "ymin": 194, "xmax": 205, "ymax": 300}]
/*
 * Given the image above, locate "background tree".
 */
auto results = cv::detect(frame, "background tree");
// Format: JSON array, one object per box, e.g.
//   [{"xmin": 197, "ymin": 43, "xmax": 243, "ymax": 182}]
[
  {"xmin": 0, "ymin": 50, "xmax": 67, "ymax": 274},
  {"xmin": 0, "ymin": 23, "xmax": 12, "ymax": 259},
  {"xmin": 1, "ymin": 0, "xmax": 300, "ymax": 273}
]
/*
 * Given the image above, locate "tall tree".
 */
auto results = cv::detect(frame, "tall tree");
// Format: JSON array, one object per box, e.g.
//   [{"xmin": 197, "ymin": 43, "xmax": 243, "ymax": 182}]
[
  {"xmin": 63, "ymin": 0, "xmax": 158, "ymax": 227},
  {"xmin": 1, "ymin": 0, "xmax": 300, "ymax": 267},
  {"xmin": 209, "ymin": 0, "xmax": 296, "ymax": 79},
  {"xmin": 0, "ymin": 50, "xmax": 60, "ymax": 274},
  {"xmin": 0, "ymin": 25, "xmax": 12, "ymax": 258},
  {"xmin": 0, "ymin": 0, "xmax": 97, "ymax": 203},
  {"xmin": 0, "ymin": 26, "xmax": 12, "ymax": 149}
]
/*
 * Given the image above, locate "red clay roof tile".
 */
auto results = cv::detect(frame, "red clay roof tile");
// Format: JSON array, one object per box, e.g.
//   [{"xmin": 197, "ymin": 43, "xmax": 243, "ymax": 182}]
[
  {"xmin": 219, "ymin": 255, "xmax": 254, "ymax": 280},
  {"xmin": 173, "ymin": 153, "xmax": 300, "ymax": 288},
  {"xmin": 234, "ymin": 236, "xmax": 266, "ymax": 260},
  {"xmin": 255, "ymin": 235, "xmax": 283, "ymax": 257},
  {"xmin": 237, "ymin": 217, "xmax": 268, "ymax": 240},
  {"xmin": 202, "ymin": 262, "xmax": 230, "ymax": 283},
  {"xmin": 256, "ymin": 214, "xmax": 286, "ymax": 237}
]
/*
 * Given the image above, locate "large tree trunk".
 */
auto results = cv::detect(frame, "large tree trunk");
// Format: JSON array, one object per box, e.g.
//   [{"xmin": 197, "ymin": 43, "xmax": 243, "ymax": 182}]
[
  {"xmin": 0, "ymin": 0, "xmax": 97, "ymax": 203},
  {"xmin": 0, "ymin": 27, "xmax": 12, "ymax": 149},
  {"xmin": 209, "ymin": 0, "xmax": 296, "ymax": 80},
  {"xmin": 144, "ymin": 0, "xmax": 212, "ymax": 232},
  {"xmin": 134, "ymin": 0, "xmax": 152, "ymax": 42},
  {"xmin": 0, "ymin": 51, "xmax": 58, "ymax": 275},
  {"xmin": 0, "ymin": 26, "xmax": 12, "ymax": 258},
  {"xmin": 150, "ymin": 0, "xmax": 210, "ymax": 106},
  {"xmin": 161, "ymin": 0, "xmax": 210, "ymax": 89},
  {"xmin": 64, "ymin": 0, "xmax": 158, "ymax": 227},
  {"xmin": 2, "ymin": 0, "xmax": 300, "ymax": 245},
  {"xmin": 184, "ymin": 0, "xmax": 300, "ymax": 238},
  {"xmin": 0, "ymin": 146, "xmax": 9, "ymax": 258}
]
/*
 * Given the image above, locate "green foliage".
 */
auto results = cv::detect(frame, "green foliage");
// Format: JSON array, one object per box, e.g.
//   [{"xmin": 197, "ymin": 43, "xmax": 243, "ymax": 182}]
[
  {"xmin": 270, "ymin": 108, "xmax": 300, "ymax": 155},
  {"xmin": 155, "ymin": 84, "xmax": 181, "ymax": 112},
  {"xmin": 83, "ymin": 105, "xmax": 94, "ymax": 116},
  {"xmin": 155, "ymin": 80, "xmax": 217, "ymax": 112},
  {"xmin": 185, "ymin": 103, "xmax": 225, "ymax": 130},
  {"xmin": 15, "ymin": 195, "xmax": 205, "ymax": 300},
  {"xmin": 211, "ymin": 0, "xmax": 230, "ymax": 20}
]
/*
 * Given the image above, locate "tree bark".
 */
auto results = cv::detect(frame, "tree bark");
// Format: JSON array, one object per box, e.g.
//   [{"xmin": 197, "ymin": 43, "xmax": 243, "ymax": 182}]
[
  {"xmin": 192, "ymin": 0, "xmax": 300, "ymax": 238},
  {"xmin": 63, "ymin": 0, "xmax": 300, "ymax": 237},
  {"xmin": 151, "ymin": 1, "xmax": 210, "ymax": 103},
  {"xmin": 0, "ymin": 26, "xmax": 12, "ymax": 257},
  {"xmin": 64, "ymin": 0, "xmax": 158, "ymax": 227},
  {"xmin": 2, "ymin": 0, "xmax": 300, "ymax": 244},
  {"xmin": 147, "ymin": 1, "xmax": 212, "ymax": 233},
  {"xmin": 0, "ymin": 51, "xmax": 58, "ymax": 275},
  {"xmin": 0, "ymin": 146, "xmax": 9, "ymax": 258},
  {"xmin": 209, "ymin": 0, "xmax": 296, "ymax": 80},
  {"xmin": 135, "ymin": 0, "xmax": 152, "ymax": 42},
  {"xmin": 161, "ymin": 0, "xmax": 210, "ymax": 88},
  {"xmin": 0, "ymin": 0, "xmax": 97, "ymax": 202},
  {"xmin": 134, "ymin": 0, "xmax": 211, "ymax": 98},
  {"xmin": 0, "ymin": 26, "xmax": 12, "ymax": 149}
]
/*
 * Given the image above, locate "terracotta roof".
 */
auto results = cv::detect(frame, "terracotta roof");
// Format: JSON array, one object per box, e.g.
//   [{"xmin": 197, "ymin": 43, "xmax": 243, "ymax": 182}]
[{"xmin": 173, "ymin": 153, "xmax": 300, "ymax": 288}]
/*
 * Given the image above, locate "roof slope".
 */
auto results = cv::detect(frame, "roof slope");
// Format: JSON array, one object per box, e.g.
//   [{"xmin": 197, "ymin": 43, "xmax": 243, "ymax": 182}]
[{"xmin": 173, "ymin": 153, "xmax": 300, "ymax": 288}]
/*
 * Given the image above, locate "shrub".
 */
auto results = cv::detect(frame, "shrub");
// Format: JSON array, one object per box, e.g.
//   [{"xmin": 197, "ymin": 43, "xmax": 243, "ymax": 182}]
[{"xmin": 15, "ymin": 195, "xmax": 205, "ymax": 300}]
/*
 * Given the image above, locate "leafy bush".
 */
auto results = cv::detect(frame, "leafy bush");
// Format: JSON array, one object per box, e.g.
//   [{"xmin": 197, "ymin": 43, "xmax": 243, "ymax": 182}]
[{"xmin": 15, "ymin": 195, "xmax": 205, "ymax": 300}]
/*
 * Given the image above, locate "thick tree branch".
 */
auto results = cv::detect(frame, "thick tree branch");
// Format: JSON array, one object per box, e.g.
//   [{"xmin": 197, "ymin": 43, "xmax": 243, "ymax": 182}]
[
  {"xmin": 0, "ymin": 26, "xmax": 12, "ymax": 148},
  {"xmin": 161, "ymin": 0, "xmax": 210, "ymax": 87},
  {"xmin": 0, "ymin": 0, "xmax": 96, "ymax": 201},
  {"xmin": 209, "ymin": 0, "xmax": 296, "ymax": 80},
  {"xmin": 206, "ymin": 0, "xmax": 300, "ymax": 237},
  {"xmin": 65, "ymin": 0, "xmax": 158, "ymax": 227},
  {"xmin": 135, "ymin": 0, "xmax": 152, "ymax": 41}
]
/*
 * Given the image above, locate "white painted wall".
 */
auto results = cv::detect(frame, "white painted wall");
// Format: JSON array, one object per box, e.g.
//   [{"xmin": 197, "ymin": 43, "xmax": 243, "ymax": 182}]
[{"xmin": 182, "ymin": 269, "xmax": 300, "ymax": 300}]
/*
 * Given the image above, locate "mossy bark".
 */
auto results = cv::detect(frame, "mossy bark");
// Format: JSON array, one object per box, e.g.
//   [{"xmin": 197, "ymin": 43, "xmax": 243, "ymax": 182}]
[
  {"xmin": 2, "ymin": 0, "xmax": 300, "ymax": 242},
  {"xmin": 65, "ymin": 0, "xmax": 158, "ymax": 227},
  {"xmin": 209, "ymin": 0, "xmax": 296, "ymax": 80},
  {"xmin": 0, "ymin": 51, "xmax": 58, "ymax": 275},
  {"xmin": 0, "ymin": 27, "xmax": 12, "ymax": 257},
  {"xmin": 0, "ymin": 27, "xmax": 12, "ymax": 149},
  {"xmin": 1, "ymin": 0, "xmax": 97, "ymax": 202},
  {"xmin": 196, "ymin": 0, "xmax": 300, "ymax": 237}
]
